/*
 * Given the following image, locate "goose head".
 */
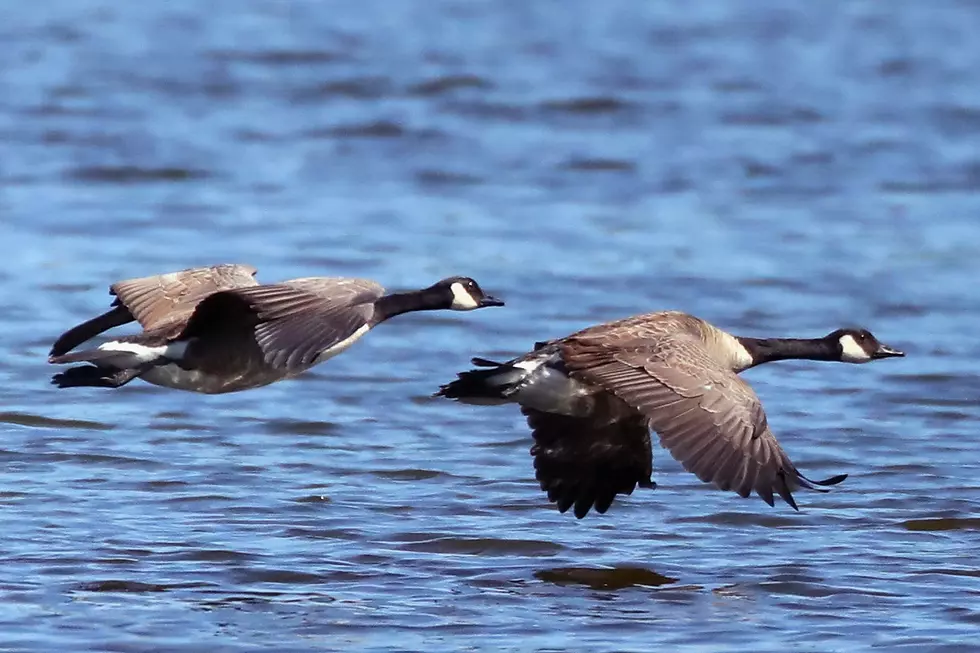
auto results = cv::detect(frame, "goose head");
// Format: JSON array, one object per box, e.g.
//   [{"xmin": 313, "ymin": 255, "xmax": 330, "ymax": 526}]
[
  {"xmin": 826, "ymin": 328, "xmax": 904, "ymax": 363},
  {"xmin": 431, "ymin": 276, "xmax": 505, "ymax": 311}
]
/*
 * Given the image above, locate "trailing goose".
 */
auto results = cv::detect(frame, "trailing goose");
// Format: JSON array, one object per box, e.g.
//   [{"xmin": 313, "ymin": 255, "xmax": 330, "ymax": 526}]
[
  {"xmin": 49, "ymin": 264, "xmax": 503, "ymax": 394},
  {"xmin": 437, "ymin": 311, "xmax": 904, "ymax": 518}
]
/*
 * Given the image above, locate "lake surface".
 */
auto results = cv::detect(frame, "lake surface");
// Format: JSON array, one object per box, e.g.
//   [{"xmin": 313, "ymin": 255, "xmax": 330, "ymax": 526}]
[{"xmin": 2, "ymin": 1, "xmax": 979, "ymax": 651}]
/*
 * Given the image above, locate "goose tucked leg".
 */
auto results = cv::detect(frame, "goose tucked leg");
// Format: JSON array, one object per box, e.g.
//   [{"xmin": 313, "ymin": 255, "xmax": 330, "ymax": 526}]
[{"xmin": 52, "ymin": 364, "xmax": 150, "ymax": 389}]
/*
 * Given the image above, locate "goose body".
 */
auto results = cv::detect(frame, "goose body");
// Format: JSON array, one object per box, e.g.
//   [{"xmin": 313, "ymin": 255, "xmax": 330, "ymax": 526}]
[
  {"xmin": 437, "ymin": 311, "xmax": 904, "ymax": 518},
  {"xmin": 49, "ymin": 264, "xmax": 502, "ymax": 394}
]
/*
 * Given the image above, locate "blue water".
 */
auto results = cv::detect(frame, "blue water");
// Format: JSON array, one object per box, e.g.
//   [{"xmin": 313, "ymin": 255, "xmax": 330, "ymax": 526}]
[{"xmin": 2, "ymin": 2, "xmax": 980, "ymax": 651}]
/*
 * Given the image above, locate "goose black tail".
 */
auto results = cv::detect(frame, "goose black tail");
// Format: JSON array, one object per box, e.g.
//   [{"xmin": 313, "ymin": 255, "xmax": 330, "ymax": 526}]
[{"xmin": 435, "ymin": 358, "xmax": 521, "ymax": 404}]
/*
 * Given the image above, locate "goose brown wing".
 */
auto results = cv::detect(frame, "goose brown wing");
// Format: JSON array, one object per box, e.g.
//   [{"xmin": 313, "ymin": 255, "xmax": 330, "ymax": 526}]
[
  {"xmin": 561, "ymin": 334, "xmax": 843, "ymax": 510},
  {"xmin": 522, "ymin": 406, "xmax": 654, "ymax": 519},
  {"xmin": 180, "ymin": 278, "xmax": 384, "ymax": 371},
  {"xmin": 110, "ymin": 264, "xmax": 259, "ymax": 329}
]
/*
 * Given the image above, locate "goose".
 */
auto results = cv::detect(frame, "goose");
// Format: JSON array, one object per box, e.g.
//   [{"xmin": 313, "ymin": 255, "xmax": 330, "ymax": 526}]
[
  {"xmin": 436, "ymin": 311, "xmax": 904, "ymax": 518},
  {"xmin": 49, "ymin": 263, "xmax": 503, "ymax": 394}
]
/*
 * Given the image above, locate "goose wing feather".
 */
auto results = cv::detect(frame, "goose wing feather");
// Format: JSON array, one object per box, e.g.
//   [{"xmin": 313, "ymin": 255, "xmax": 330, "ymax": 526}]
[
  {"xmin": 110, "ymin": 264, "xmax": 260, "ymax": 330},
  {"xmin": 179, "ymin": 278, "xmax": 384, "ymax": 371},
  {"xmin": 560, "ymin": 332, "xmax": 842, "ymax": 509},
  {"xmin": 522, "ymin": 405, "xmax": 654, "ymax": 518}
]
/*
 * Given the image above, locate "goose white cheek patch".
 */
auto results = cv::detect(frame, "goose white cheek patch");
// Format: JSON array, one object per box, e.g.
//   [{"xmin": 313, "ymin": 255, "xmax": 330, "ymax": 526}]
[
  {"xmin": 450, "ymin": 282, "xmax": 480, "ymax": 310},
  {"xmin": 839, "ymin": 334, "xmax": 871, "ymax": 363}
]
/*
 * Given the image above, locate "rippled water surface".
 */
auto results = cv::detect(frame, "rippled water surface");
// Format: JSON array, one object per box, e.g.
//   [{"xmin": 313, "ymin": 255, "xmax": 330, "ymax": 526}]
[{"xmin": 2, "ymin": 2, "xmax": 980, "ymax": 651}]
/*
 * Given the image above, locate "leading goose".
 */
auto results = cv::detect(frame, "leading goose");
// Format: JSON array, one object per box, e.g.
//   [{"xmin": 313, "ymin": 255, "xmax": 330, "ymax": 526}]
[
  {"xmin": 437, "ymin": 311, "xmax": 904, "ymax": 517},
  {"xmin": 49, "ymin": 264, "xmax": 503, "ymax": 394}
]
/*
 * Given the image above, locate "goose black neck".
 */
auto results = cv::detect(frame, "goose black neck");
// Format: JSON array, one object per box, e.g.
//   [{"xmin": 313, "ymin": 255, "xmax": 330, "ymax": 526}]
[
  {"xmin": 372, "ymin": 289, "xmax": 448, "ymax": 324},
  {"xmin": 736, "ymin": 337, "xmax": 838, "ymax": 367}
]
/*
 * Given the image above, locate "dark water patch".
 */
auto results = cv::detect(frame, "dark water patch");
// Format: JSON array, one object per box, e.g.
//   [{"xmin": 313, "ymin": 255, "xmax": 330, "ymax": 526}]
[
  {"xmin": 234, "ymin": 568, "xmax": 328, "ymax": 585},
  {"xmin": 16, "ymin": 451, "xmax": 159, "ymax": 468},
  {"xmin": 153, "ymin": 411, "xmax": 192, "ymax": 419},
  {"xmin": 233, "ymin": 128, "xmax": 283, "ymax": 143},
  {"xmin": 932, "ymin": 105, "xmax": 980, "ymax": 137},
  {"xmin": 23, "ymin": 103, "xmax": 138, "ymax": 119},
  {"xmin": 146, "ymin": 420, "xmax": 211, "ymax": 432},
  {"xmin": 75, "ymin": 580, "xmax": 171, "ymax": 593},
  {"xmin": 878, "ymin": 58, "xmax": 914, "ymax": 77},
  {"xmin": 139, "ymin": 479, "xmax": 190, "ymax": 491},
  {"xmin": 875, "ymin": 302, "xmax": 929, "ymax": 317},
  {"xmin": 283, "ymin": 527, "xmax": 364, "ymax": 541},
  {"xmin": 669, "ymin": 511, "xmax": 799, "ymax": 528},
  {"xmin": 162, "ymin": 494, "xmax": 237, "ymax": 505},
  {"xmin": 921, "ymin": 409, "xmax": 975, "ymax": 422},
  {"xmin": 474, "ymin": 432, "xmax": 531, "ymax": 448},
  {"xmin": 415, "ymin": 169, "xmax": 483, "ymax": 187},
  {"xmin": 712, "ymin": 78, "xmax": 764, "ymax": 93},
  {"xmin": 756, "ymin": 581, "xmax": 899, "ymax": 598},
  {"xmin": 371, "ymin": 468, "xmax": 448, "ymax": 481},
  {"xmin": 721, "ymin": 106, "xmax": 824, "ymax": 126},
  {"xmin": 77, "ymin": 475, "xmax": 109, "ymax": 484},
  {"xmin": 261, "ymin": 418, "xmax": 340, "ymax": 436},
  {"xmin": 292, "ymin": 494, "xmax": 332, "ymax": 504},
  {"xmin": 741, "ymin": 158, "xmax": 780, "ymax": 178},
  {"xmin": 741, "ymin": 277, "xmax": 811, "ymax": 291},
  {"xmin": 0, "ymin": 412, "xmax": 113, "ymax": 430},
  {"xmin": 38, "ymin": 282, "xmax": 95, "ymax": 293},
  {"xmin": 874, "ymin": 463, "xmax": 938, "ymax": 474},
  {"xmin": 162, "ymin": 549, "xmax": 256, "ymax": 563},
  {"xmin": 541, "ymin": 96, "xmax": 631, "ymax": 115},
  {"xmin": 39, "ymin": 129, "xmax": 124, "ymax": 148},
  {"xmin": 307, "ymin": 120, "xmax": 408, "ymax": 139},
  {"xmin": 409, "ymin": 74, "xmax": 493, "ymax": 96},
  {"xmin": 740, "ymin": 182, "xmax": 838, "ymax": 199},
  {"xmin": 209, "ymin": 48, "xmax": 348, "ymax": 65},
  {"xmin": 198, "ymin": 589, "xmax": 336, "ymax": 608},
  {"xmin": 902, "ymin": 517, "xmax": 980, "ymax": 532},
  {"xmin": 444, "ymin": 99, "xmax": 530, "ymax": 121},
  {"xmin": 94, "ymin": 557, "xmax": 140, "ymax": 566},
  {"xmin": 66, "ymin": 166, "xmax": 211, "ymax": 184},
  {"xmin": 879, "ymin": 179, "xmax": 976, "ymax": 194},
  {"xmin": 535, "ymin": 566, "xmax": 677, "ymax": 590},
  {"xmin": 560, "ymin": 158, "xmax": 636, "ymax": 172},
  {"xmin": 885, "ymin": 395, "xmax": 976, "ymax": 409},
  {"xmin": 396, "ymin": 535, "xmax": 563, "ymax": 556},
  {"xmin": 292, "ymin": 77, "xmax": 393, "ymax": 101},
  {"xmin": 915, "ymin": 568, "xmax": 980, "ymax": 579},
  {"xmin": 792, "ymin": 150, "xmax": 834, "ymax": 165},
  {"xmin": 882, "ymin": 372, "xmax": 977, "ymax": 384},
  {"xmin": 278, "ymin": 462, "xmax": 321, "ymax": 474}
]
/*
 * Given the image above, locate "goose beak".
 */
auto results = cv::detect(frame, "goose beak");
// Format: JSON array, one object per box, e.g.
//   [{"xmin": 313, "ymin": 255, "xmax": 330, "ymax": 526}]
[
  {"xmin": 872, "ymin": 343, "xmax": 905, "ymax": 359},
  {"xmin": 479, "ymin": 295, "xmax": 505, "ymax": 308}
]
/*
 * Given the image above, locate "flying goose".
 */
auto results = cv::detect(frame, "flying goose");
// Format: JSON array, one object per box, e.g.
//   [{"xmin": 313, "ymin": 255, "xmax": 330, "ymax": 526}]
[
  {"xmin": 49, "ymin": 264, "xmax": 503, "ymax": 394},
  {"xmin": 437, "ymin": 311, "xmax": 904, "ymax": 518}
]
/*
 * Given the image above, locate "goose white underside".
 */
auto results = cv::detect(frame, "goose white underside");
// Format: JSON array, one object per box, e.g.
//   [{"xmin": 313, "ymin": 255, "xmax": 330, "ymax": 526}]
[
  {"xmin": 98, "ymin": 324, "xmax": 373, "ymax": 393},
  {"xmin": 312, "ymin": 324, "xmax": 372, "ymax": 363},
  {"xmin": 96, "ymin": 340, "xmax": 189, "ymax": 367}
]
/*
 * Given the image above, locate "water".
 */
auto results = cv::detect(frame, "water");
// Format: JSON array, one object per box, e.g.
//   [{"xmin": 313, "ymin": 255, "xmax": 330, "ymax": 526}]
[{"xmin": 1, "ymin": 1, "xmax": 979, "ymax": 651}]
